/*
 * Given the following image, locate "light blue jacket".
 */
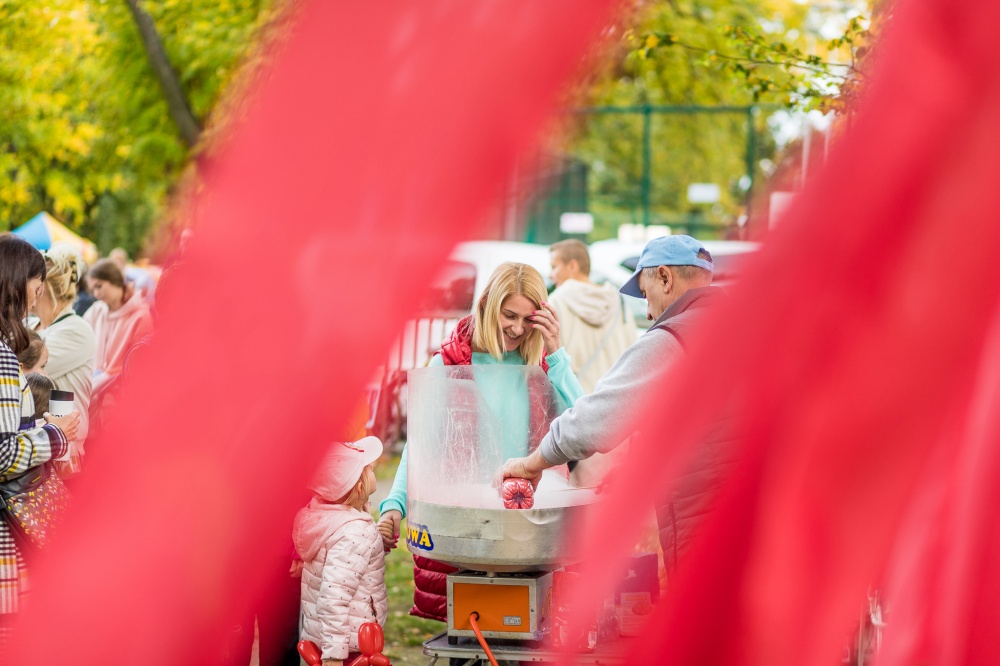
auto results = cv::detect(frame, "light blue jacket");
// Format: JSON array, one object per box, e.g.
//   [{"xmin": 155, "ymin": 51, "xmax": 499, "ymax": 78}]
[{"xmin": 379, "ymin": 347, "xmax": 583, "ymax": 517}]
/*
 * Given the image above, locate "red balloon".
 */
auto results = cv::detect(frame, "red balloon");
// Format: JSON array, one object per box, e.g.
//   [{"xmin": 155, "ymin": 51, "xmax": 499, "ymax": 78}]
[
  {"xmin": 358, "ymin": 622, "xmax": 384, "ymax": 654},
  {"xmin": 297, "ymin": 640, "xmax": 322, "ymax": 666}
]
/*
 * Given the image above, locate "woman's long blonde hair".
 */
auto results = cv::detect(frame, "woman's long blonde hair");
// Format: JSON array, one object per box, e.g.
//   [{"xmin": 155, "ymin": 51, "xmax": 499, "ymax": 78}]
[{"xmin": 472, "ymin": 262, "xmax": 547, "ymax": 365}]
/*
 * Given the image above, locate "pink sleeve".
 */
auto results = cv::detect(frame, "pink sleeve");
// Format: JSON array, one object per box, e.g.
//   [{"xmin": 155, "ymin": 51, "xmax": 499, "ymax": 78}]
[{"xmin": 134, "ymin": 311, "xmax": 154, "ymax": 343}]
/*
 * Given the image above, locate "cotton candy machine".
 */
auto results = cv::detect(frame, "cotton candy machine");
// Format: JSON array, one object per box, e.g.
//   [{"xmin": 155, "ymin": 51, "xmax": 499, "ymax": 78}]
[{"xmin": 406, "ymin": 364, "xmax": 598, "ymax": 643}]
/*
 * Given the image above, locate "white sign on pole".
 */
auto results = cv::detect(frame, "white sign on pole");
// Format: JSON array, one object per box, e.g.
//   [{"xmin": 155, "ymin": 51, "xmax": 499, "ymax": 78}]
[
  {"xmin": 617, "ymin": 224, "xmax": 671, "ymax": 243},
  {"xmin": 559, "ymin": 212, "xmax": 594, "ymax": 234},
  {"xmin": 687, "ymin": 183, "xmax": 721, "ymax": 204}
]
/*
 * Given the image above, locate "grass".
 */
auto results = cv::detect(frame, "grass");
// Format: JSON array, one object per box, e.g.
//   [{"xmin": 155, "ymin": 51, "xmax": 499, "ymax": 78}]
[
  {"xmin": 381, "ymin": 544, "xmax": 443, "ymax": 663},
  {"xmin": 374, "ymin": 453, "xmax": 443, "ymax": 664}
]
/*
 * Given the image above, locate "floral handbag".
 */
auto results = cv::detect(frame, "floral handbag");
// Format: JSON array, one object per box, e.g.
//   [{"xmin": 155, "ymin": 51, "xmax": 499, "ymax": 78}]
[{"xmin": 0, "ymin": 464, "xmax": 71, "ymax": 550}]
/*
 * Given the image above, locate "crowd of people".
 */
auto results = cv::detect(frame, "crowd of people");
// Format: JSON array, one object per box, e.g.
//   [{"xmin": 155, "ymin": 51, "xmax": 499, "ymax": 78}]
[
  {"xmin": 0, "ymin": 234, "xmax": 157, "ymax": 646},
  {"xmin": 0, "ymin": 229, "xmax": 730, "ymax": 666}
]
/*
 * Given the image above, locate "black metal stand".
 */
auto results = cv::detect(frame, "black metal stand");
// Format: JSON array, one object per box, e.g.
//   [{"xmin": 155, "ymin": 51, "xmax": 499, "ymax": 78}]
[{"xmin": 422, "ymin": 631, "xmax": 628, "ymax": 665}]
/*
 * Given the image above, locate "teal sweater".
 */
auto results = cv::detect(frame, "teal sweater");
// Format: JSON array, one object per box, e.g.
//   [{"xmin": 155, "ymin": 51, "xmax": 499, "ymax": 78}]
[{"xmin": 379, "ymin": 347, "xmax": 584, "ymax": 517}]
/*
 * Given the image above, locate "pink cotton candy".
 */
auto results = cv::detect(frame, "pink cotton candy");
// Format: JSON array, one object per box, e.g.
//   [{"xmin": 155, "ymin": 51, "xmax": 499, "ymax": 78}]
[{"xmin": 502, "ymin": 478, "xmax": 534, "ymax": 510}]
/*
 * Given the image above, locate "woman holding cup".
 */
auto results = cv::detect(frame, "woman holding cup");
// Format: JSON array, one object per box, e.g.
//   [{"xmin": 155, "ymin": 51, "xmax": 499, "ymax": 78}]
[{"xmin": 0, "ymin": 234, "xmax": 80, "ymax": 645}]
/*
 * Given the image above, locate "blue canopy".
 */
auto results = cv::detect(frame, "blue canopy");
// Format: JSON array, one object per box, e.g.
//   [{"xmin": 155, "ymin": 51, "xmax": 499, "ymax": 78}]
[
  {"xmin": 12, "ymin": 212, "xmax": 52, "ymax": 248},
  {"xmin": 11, "ymin": 212, "xmax": 98, "ymax": 262}
]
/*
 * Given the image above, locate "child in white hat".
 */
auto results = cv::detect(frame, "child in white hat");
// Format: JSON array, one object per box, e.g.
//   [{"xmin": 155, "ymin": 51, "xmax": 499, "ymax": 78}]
[{"xmin": 293, "ymin": 436, "xmax": 387, "ymax": 666}]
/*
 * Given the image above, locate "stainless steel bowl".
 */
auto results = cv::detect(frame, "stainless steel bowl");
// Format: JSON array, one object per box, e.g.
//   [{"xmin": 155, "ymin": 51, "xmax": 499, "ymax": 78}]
[{"xmin": 406, "ymin": 499, "xmax": 589, "ymax": 573}]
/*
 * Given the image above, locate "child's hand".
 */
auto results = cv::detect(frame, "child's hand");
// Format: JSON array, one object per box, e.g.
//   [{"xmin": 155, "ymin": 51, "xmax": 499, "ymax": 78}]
[
  {"xmin": 289, "ymin": 560, "xmax": 304, "ymax": 578},
  {"xmin": 321, "ymin": 660, "xmax": 342, "ymax": 666},
  {"xmin": 377, "ymin": 510, "xmax": 402, "ymax": 551}
]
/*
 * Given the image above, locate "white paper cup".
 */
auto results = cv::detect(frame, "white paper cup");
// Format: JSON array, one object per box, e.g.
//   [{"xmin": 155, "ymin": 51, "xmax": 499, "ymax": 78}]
[
  {"xmin": 49, "ymin": 389, "xmax": 75, "ymax": 461},
  {"xmin": 49, "ymin": 389, "xmax": 74, "ymax": 417}
]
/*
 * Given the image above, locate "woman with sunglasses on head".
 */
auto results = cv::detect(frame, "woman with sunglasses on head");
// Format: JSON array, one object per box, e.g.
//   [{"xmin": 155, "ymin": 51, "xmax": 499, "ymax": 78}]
[{"xmin": 0, "ymin": 234, "xmax": 80, "ymax": 646}]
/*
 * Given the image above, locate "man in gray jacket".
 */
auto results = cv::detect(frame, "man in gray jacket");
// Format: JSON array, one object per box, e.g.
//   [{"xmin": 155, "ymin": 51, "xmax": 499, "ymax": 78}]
[
  {"xmin": 498, "ymin": 234, "xmax": 734, "ymax": 568},
  {"xmin": 548, "ymin": 239, "xmax": 636, "ymax": 395}
]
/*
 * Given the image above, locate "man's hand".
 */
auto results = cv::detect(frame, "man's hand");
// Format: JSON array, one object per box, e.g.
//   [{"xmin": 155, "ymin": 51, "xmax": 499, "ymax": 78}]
[
  {"xmin": 495, "ymin": 449, "xmax": 552, "ymax": 491},
  {"xmin": 377, "ymin": 510, "xmax": 402, "ymax": 551}
]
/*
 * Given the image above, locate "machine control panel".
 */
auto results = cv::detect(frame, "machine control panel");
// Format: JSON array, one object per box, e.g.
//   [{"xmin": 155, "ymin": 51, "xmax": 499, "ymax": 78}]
[{"xmin": 448, "ymin": 570, "xmax": 552, "ymax": 640}]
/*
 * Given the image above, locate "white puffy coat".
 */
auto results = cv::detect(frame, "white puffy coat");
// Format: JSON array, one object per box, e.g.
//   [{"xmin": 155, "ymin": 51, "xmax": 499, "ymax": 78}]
[{"xmin": 294, "ymin": 500, "xmax": 388, "ymax": 660}]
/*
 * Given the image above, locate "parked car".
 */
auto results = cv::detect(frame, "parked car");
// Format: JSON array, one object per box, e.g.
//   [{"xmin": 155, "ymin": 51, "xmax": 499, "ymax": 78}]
[
  {"xmin": 589, "ymin": 238, "xmax": 760, "ymax": 329},
  {"xmin": 433, "ymin": 241, "xmax": 553, "ymax": 311}
]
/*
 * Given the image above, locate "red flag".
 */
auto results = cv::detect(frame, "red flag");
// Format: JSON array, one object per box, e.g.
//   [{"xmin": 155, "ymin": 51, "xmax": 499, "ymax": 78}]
[
  {"xmin": 7, "ymin": 2, "xmax": 613, "ymax": 663},
  {"xmin": 563, "ymin": 0, "xmax": 1000, "ymax": 664}
]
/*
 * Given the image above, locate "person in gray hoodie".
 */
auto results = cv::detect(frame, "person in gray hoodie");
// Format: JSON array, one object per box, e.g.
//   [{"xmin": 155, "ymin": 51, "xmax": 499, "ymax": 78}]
[
  {"xmin": 498, "ymin": 235, "xmax": 737, "ymax": 569},
  {"xmin": 548, "ymin": 239, "xmax": 637, "ymax": 487},
  {"xmin": 548, "ymin": 239, "xmax": 636, "ymax": 394}
]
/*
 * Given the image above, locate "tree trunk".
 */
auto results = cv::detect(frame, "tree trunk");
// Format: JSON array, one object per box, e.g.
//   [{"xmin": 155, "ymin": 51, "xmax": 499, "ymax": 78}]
[{"xmin": 124, "ymin": 0, "xmax": 202, "ymax": 147}]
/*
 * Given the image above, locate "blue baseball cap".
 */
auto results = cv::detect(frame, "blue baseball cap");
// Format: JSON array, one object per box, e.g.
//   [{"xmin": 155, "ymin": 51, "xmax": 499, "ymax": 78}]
[{"xmin": 620, "ymin": 235, "xmax": 713, "ymax": 298}]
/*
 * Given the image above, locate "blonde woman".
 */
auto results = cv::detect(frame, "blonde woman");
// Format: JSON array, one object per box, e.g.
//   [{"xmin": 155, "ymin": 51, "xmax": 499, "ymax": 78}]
[
  {"xmin": 376, "ymin": 262, "xmax": 584, "ymax": 622},
  {"xmin": 31, "ymin": 244, "xmax": 95, "ymax": 473}
]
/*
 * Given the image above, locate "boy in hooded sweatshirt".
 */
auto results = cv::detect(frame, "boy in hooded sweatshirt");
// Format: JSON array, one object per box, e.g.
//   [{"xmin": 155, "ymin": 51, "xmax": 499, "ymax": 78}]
[
  {"xmin": 294, "ymin": 436, "xmax": 388, "ymax": 666},
  {"xmin": 548, "ymin": 240, "xmax": 636, "ymax": 487},
  {"xmin": 548, "ymin": 240, "xmax": 636, "ymax": 394}
]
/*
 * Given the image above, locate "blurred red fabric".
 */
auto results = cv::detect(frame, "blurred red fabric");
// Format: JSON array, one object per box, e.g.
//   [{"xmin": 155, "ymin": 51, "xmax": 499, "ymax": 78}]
[
  {"xmin": 561, "ymin": 0, "xmax": 1000, "ymax": 664},
  {"xmin": 12, "ymin": 0, "xmax": 1000, "ymax": 662},
  {"xmin": 5, "ymin": 2, "xmax": 613, "ymax": 664}
]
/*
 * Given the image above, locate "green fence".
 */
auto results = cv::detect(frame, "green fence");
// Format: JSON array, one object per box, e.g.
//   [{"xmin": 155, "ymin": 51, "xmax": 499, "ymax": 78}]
[{"xmin": 519, "ymin": 104, "xmax": 785, "ymax": 242}]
